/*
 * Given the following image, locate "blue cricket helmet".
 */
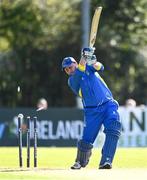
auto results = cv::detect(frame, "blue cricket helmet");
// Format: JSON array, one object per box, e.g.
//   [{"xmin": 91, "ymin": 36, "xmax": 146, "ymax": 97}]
[{"xmin": 62, "ymin": 57, "xmax": 76, "ymax": 70}]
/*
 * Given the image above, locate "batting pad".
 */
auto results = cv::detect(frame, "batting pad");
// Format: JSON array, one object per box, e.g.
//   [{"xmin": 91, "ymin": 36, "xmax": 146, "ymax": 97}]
[{"xmin": 75, "ymin": 140, "xmax": 93, "ymax": 167}]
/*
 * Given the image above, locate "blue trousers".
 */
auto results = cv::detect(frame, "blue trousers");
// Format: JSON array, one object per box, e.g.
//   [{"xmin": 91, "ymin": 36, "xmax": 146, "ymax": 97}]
[
  {"xmin": 82, "ymin": 100, "xmax": 120, "ymax": 143},
  {"xmin": 82, "ymin": 100, "xmax": 121, "ymax": 165}
]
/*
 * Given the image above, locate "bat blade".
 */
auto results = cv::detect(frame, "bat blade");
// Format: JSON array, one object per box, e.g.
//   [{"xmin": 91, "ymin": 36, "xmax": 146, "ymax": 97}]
[{"xmin": 89, "ymin": 6, "xmax": 102, "ymax": 48}]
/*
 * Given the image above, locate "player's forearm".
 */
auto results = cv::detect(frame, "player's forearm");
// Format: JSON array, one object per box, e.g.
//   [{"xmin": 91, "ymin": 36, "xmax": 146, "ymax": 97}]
[
  {"xmin": 93, "ymin": 62, "xmax": 104, "ymax": 71},
  {"xmin": 78, "ymin": 57, "xmax": 86, "ymax": 72}
]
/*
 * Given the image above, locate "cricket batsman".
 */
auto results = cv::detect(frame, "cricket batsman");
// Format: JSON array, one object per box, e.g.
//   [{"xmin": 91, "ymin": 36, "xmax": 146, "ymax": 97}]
[{"xmin": 62, "ymin": 47, "xmax": 122, "ymax": 169}]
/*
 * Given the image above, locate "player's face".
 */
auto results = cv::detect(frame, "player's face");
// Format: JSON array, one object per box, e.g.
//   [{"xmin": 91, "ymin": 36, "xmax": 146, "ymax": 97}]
[{"xmin": 64, "ymin": 63, "xmax": 77, "ymax": 75}]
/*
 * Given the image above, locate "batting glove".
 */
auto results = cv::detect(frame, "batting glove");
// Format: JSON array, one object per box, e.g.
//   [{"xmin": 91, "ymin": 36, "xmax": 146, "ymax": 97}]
[
  {"xmin": 86, "ymin": 55, "xmax": 97, "ymax": 65},
  {"xmin": 81, "ymin": 47, "xmax": 95, "ymax": 60}
]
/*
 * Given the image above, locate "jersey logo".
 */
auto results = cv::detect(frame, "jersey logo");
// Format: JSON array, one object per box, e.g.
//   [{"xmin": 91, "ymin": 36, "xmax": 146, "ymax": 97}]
[{"xmin": 86, "ymin": 71, "xmax": 90, "ymax": 76}]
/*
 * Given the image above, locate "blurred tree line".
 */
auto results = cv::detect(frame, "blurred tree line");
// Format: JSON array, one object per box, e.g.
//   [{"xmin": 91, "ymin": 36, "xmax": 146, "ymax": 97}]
[{"xmin": 0, "ymin": 0, "xmax": 147, "ymax": 107}]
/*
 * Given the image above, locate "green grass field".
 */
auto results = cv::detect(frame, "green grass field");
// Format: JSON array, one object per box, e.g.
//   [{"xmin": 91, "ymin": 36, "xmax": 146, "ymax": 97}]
[{"xmin": 0, "ymin": 147, "xmax": 147, "ymax": 180}]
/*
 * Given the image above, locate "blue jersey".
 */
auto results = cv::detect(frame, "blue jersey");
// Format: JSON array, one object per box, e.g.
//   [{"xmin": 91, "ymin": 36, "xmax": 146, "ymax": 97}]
[{"xmin": 68, "ymin": 64, "xmax": 114, "ymax": 107}]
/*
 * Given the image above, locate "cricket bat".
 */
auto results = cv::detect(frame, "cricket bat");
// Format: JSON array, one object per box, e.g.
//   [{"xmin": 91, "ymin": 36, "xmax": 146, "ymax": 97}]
[{"xmin": 89, "ymin": 6, "xmax": 102, "ymax": 48}]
